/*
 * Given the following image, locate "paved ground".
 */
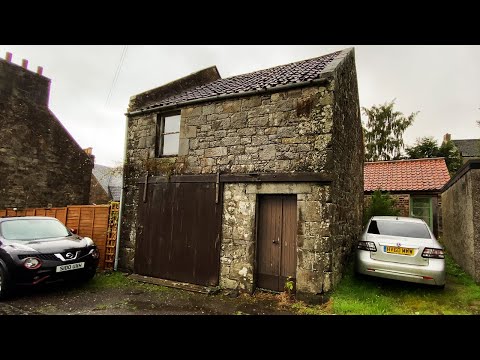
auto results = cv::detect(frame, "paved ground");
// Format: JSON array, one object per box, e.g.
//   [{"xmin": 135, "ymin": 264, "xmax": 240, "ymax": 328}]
[{"xmin": 1, "ymin": 272, "xmax": 301, "ymax": 315}]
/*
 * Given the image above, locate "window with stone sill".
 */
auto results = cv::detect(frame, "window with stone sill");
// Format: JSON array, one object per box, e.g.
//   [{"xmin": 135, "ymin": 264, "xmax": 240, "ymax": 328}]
[{"xmin": 156, "ymin": 112, "xmax": 180, "ymax": 157}]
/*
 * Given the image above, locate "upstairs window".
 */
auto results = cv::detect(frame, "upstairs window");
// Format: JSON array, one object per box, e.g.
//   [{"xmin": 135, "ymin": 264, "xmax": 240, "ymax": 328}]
[{"xmin": 156, "ymin": 112, "xmax": 180, "ymax": 156}]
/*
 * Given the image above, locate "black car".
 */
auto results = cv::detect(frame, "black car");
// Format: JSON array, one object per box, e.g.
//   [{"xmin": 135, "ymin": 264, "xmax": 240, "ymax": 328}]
[{"xmin": 0, "ymin": 216, "xmax": 99, "ymax": 299}]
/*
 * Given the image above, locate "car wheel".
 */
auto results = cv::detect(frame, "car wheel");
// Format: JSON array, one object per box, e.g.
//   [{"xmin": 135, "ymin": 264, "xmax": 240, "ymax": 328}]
[{"xmin": 0, "ymin": 266, "xmax": 11, "ymax": 300}]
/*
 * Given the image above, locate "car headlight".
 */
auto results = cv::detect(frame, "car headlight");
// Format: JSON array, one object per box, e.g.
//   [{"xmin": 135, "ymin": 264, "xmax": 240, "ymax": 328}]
[
  {"xmin": 90, "ymin": 248, "xmax": 100, "ymax": 259},
  {"xmin": 24, "ymin": 257, "xmax": 42, "ymax": 270},
  {"xmin": 84, "ymin": 237, "xmax": 95, "ymax": 246}
]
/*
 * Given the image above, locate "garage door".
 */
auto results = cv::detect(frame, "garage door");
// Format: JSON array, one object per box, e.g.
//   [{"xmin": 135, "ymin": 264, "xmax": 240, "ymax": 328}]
[{"xmin": 134, "ymin": 182, "xmax": 222, "ymax": 286}]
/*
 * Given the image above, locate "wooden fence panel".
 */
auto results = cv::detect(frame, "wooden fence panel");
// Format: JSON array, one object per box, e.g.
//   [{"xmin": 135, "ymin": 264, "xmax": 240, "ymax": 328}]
[{"xmin": 1, "ymin": 204, "xmax": 116, "ymax": 270}]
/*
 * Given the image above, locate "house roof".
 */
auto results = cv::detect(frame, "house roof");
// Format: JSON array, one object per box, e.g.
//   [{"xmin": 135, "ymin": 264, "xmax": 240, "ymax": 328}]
[
  {"xmin": 92, "ymin": 164, "xmax": 123, "ymax": 201},
  {"xmin": 137, "ymin": 49, "xmax": 347, "ymax": 112},
  {"xmin": 452, "ymin": 139, "xmax": 480, "ymax": 157},
  {"xmin": 364, "ymin": 158, "xmax": 451, "ymax": 192}
]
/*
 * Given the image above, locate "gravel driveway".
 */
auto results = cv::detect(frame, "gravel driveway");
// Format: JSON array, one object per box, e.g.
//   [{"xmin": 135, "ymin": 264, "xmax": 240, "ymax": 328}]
[{"xmin": 1, "ymin": 272, "xmax": 300, "ymax": 315}]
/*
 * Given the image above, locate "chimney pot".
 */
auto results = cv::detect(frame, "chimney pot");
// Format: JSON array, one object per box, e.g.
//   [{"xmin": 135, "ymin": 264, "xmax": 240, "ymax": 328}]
[
  {"xmin": 5, "ymin": 52, "xmax": 12, "ymax": 62},
  {"xmin": 84, "ymin": 147, "xmax": 93, "ymax": 156},
  {"xmin": 443, "ymin": 133, "xmax": 451, "ymax": 144},
  {"xmin": 37, "ymin": 66, "xmax": 43, "ymax": 75},
  {"xmin": 21, "ymin": 59, "xmax": 28, "ymax": 69}
]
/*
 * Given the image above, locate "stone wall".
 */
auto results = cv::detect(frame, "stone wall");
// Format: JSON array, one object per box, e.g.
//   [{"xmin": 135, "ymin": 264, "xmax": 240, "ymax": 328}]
[
  {"xmin": 120, "ymin": 83, "xmax": 335, "ymax": 271},
  {"xmin": 442, "ymin": 168, "xmax": 480, "ymax": 282},
  {"xmin": 329, "ymin": 49, "xmax": 364, "ymax": 289},
  {"xmin": 0, "ymin": 58, "xmax": 93, "ymax": 208},
  {"xmin": 220, "ymin": 183, "xmax": 331, "ymax": 294}
]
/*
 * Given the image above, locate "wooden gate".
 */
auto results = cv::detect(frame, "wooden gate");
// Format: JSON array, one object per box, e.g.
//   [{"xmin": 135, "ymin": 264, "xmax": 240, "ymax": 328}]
[
  {"xmin": 135, "ymin": 182, "xmax": 222, "ymax": 287},
  {"xmin": 256, "ymin": 195, "xmax": 297, "ymax": 292}
]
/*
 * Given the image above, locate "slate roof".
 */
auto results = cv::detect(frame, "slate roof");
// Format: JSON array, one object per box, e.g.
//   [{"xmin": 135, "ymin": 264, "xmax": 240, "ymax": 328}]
[
  {"xmin": 364, "ymin": 158, "xmax": 451, "ymax": 192},
  {"xmin": 92, "ymin": 164, "xmax": 123, "ymax": 201},
  {"xmin": 139, "ymin": 50, "xmax": 344, "ymax": 111},
  {"xmin": 451, "ymin": 139, "xmax": 480, "ymax": 157}
]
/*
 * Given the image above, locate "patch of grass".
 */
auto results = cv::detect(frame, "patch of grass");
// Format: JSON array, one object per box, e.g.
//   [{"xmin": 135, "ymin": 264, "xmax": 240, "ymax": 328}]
[
  {"xmin": 37, "ymin": 304, "xmax": 57, "ymax": 314},
  {"xmin": 329, "ymin": 255, "xmax": 480, "ymax": 315},
  {"xmin": 290, "ymin": 300, "xmax": 331, "ymax": 315},
  {"xmin": 83, "ymin": 271, "xmax": 136, "ymax": 290},
  {"xmin": 136, "ymin": 282, "xmax": 171, "ymax": 293}
]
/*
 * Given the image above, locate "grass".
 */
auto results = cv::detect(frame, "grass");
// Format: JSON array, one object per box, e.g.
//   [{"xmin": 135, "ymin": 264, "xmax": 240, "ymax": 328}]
[
  {"xmin": 291, "ymin": 254, "xmax": 480, "ymax": 315},
  {"xmin": 80, "ymin": 254, "xmax": 480, "ymax": 315},
  {"xmin": 82, "ymin": 271, "xmax": 171, "ymax": 293}
]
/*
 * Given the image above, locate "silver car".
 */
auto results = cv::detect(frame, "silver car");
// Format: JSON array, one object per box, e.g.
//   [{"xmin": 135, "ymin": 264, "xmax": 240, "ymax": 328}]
[{"xmin": 355, "ymin": 216, "xmax": 445, "ymax": 287}]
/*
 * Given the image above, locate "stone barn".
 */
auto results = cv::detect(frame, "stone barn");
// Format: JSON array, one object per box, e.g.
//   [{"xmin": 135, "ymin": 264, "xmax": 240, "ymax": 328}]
[
  {"xmin": 119, "ymin": 48, "xmax": 363, "ymax": 299},
  {"xmin": 0, "ymin": 52, "xmax": 93, "ymax": 208}
]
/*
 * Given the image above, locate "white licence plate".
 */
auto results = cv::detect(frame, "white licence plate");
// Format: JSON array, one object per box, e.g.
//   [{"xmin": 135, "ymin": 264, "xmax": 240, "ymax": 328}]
[{"xmin": 56, "ymin": 262, "xmax": 85, "ymax": 273}]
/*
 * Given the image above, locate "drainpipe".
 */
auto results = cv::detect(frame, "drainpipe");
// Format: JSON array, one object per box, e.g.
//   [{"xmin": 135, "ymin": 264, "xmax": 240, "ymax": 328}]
[{"xmin": 114, "ymin": 115, "xmax": 129, "ymax": 271}]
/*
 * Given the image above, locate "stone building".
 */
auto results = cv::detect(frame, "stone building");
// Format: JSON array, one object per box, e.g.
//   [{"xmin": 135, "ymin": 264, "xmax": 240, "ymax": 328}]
[
  {"xmin": 443, "ymin": 133, "xmax": 480, "ymax": 164},
  {"xmin": 364, "ymin": 158, "xmax": 451, "ymax": 237},
  {"xmin": 89, "ymin": 163, "xmax": 123, "ymax": 204},
  {"xmin": 441, "ymin": 160, "xmax": 480, "ymax": 283},
  {"xmin": 0, "ymin": 53, "xmax": 93, "ymax": 208},
  {"xmin": 119, "ymin": 48, "xmax": 363, "ymax": 299}
]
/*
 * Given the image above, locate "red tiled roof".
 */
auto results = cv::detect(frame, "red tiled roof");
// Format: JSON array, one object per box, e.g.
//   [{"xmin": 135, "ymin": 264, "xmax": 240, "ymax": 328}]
[{"xmin": 364, "ymin": 158, "xmax": 451, "ymax": 192}]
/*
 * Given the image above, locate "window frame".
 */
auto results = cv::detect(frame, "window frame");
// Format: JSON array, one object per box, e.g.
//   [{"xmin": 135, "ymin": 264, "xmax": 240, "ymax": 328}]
[
  {"xmin": 156, "ymin": 111, "xmax": 181, "ymax": 157},
  {"xmin": 410, "ymin": 196, "xmax": 433, "ymax": 231}
]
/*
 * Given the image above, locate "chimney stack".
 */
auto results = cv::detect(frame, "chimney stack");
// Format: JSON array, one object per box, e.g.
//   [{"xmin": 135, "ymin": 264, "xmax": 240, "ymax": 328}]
[
  {"xmin": 37, "ymin": 66, "xmax": 43, "ymax": 75},
  {"xmin": 5, "ymin": 52, "xmax": 12, "ymax": 62},
  {"xmin": 21, "ymin": 59, "xmax": 28, "ymax": 69},
  {"xmin": 443, "ymin": 133, "xmax": 451, "ymax": 144}
]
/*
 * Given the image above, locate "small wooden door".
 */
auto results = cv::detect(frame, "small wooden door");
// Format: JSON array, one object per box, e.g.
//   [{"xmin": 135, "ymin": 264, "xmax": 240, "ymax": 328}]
[{"xmin": 256, "ymin": 195, "xmax": 297, "ymax": 292}]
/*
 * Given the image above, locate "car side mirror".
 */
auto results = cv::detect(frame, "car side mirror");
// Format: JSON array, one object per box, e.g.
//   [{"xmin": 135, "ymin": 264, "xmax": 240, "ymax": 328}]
[{"xmin": 70, "ymin": 228, "xmax": 77, "ymax": 234}]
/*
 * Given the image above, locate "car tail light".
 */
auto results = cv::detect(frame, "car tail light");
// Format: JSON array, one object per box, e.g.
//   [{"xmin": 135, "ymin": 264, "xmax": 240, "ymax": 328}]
[
  {"xmin": 23, "ymin": 257, "xmax": 42, "ymax": 270},
  {"xmin": 422, "ymin": 248, "xmax": 445, "ymax": 259},
  {"xmin": 357, "ymin": 241, "xmax": 377, "ymax": 252}
]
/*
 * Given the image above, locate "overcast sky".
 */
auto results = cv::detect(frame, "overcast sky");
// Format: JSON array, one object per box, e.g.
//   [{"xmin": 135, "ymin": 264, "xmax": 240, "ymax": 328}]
[{"xmin": 1, "ymin": 45, "xmax": 479, "ymax": 167}]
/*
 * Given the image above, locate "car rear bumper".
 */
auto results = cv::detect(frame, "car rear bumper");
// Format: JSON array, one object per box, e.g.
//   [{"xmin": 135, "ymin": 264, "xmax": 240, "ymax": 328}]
[{"xmin": 355, "ymin": 250, "xmax": 446, "ymax": 286}]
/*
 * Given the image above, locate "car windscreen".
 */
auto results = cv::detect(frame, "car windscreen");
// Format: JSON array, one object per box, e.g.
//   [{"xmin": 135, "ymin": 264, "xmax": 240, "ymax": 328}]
[
  {"xmin": 367, "ymin": 220, "xmax": 431, "ymax": 239},
  {"xmin": 0, "ymin": 219, "xmax": 70, "ymax": 241}
]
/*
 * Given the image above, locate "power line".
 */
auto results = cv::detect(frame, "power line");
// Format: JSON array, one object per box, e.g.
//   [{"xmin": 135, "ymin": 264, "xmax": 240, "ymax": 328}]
[{"xmin": 105, "ymin": 45, "xmax": 128, "ymax": 107}]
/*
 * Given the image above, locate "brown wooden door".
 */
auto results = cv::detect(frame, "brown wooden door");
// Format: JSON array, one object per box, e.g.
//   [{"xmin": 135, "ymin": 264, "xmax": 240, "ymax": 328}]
[
  {"xmin": 135, "ymin": 182, "xmax": 222, "ymax": 286},
  {"xmin": 256, "ymin": 195, "xmax": 297, "ymax": 292}
]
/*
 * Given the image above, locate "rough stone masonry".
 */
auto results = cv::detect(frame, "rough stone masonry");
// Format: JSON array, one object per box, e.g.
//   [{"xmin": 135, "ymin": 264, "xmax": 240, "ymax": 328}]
[
  {"xmin": 0, "ymin": 55, "xmax": 93, "ymax": 208},
  {"xmin": 120, "ymin": 48, "xmax": 364, "ymax": 298}
]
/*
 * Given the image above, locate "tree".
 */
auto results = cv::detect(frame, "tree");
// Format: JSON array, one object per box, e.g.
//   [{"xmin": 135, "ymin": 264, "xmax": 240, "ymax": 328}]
[
  {"xmin": 364, "ymin": 190, "xmax": 400, "ymax": 225},
  {"xmin": 362, "ymin": 99, "xmax": 418, "ymax": 162},
  {"xmin": 438, "ymin": 140, "xmax": 463, "ymax": 175},
  {"xmin": 405, "ymin": 136, "xmax": 462, "ymax": 176},
  {"xmin": 405, "ymin": 136, "xmax": 438, "ymax": 158}
]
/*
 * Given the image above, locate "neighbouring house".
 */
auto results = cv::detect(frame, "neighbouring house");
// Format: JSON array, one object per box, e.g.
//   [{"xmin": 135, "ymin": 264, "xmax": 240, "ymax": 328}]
[
  {"xmin": 441, "ymin": 159, "xmax": 480, "ymax": 283},
  {"xmin": 0, "ymin": 52, "xmax": 93, "ymax": 209},
  {"xmin": 364, "ymin": 158, "xmax": 451, "ymax": 237},
  {"xmin": 89, "ymin": 162, "xmax": 123, "ymax": 204},
  {"xmin": 444, "ymin": 133, "xmax": 480, "ymax": 163},
  {"xmin": 119, "ymin": 48, "xmax": 364, "ymax": 300}
]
